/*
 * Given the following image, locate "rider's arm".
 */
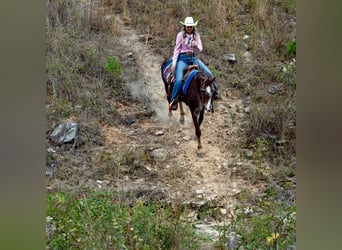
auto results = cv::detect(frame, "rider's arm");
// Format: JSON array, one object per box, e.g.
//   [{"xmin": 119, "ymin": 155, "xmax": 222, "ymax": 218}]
[
  {"xmin": 172, "ymin": 32, "xmax": 183, "ymax": 68},
  {"xmin": 193, "ymin": 32, "xmax": 203, "ymax": 52}
]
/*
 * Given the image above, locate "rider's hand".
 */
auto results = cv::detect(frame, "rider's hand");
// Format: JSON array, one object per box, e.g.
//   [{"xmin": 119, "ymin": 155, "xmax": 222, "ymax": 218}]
[{"xmin": 191, "ymin": 40, "xmax": 197, "ymax": 47}]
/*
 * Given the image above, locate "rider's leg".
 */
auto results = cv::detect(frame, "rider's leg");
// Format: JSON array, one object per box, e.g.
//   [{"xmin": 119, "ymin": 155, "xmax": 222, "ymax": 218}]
[
  {"xmin": 170, "ymin": 60, "xmax": 187, "ymax": 110},
  {"xmin": 196, "ymin": 59, "xmax": 219, "ymax": 99}
]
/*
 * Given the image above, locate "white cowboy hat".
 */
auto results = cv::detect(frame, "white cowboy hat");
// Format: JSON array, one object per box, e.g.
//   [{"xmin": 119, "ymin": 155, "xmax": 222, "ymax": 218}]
[{"xmin": 180, "ymin": 17, "xmax": 198, "ymax": 26}]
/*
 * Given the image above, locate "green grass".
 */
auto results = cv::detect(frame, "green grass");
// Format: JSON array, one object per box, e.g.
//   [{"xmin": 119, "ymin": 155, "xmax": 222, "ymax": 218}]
[{"xmin": 47, "ymin": 189, "xmax": 201, "ymax": 249}]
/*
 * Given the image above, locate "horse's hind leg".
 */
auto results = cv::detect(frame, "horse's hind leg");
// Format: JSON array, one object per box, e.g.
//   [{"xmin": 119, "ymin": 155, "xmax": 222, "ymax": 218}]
[{"xmin": 179, "ymin": 102, "xmax": 185, "ymax": 124}]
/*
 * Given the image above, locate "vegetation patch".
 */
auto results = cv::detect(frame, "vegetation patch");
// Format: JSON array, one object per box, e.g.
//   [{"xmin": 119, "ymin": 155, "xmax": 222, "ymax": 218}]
[
  {"xmin": 224, "ymin": 190, "xmax": 296, "ymax": 249},
  {"xmin": 46, "ymin": 189, "xmax": 201, "ymax": 249}
]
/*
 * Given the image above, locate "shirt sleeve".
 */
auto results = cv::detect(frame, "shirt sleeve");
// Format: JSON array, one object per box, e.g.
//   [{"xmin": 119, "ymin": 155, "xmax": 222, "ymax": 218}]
[
  {"xmin": 194, "ymin": 32, "xmax": 203, "ymax": 52},
  {"xmin": 172, "ymin": 32, "xmax": 183, "ymax": 67}
]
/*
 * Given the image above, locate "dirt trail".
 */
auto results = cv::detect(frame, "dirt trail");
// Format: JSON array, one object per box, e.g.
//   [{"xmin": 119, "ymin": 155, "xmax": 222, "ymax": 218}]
[{"xmin": 101, "ymin": 15, "xmax": 263, "ymax": 238}]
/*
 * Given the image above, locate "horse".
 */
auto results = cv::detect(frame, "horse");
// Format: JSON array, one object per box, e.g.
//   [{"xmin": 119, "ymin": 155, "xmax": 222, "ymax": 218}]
[{"xmin": 161, "ymin": 57, "xmax": 216, "ymax": 157}]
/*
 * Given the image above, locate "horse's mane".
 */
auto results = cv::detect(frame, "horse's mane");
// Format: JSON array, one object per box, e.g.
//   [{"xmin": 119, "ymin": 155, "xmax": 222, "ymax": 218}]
[{"xmin": 194, "ymin": 70, "xmax": 213, "ymax": 82}]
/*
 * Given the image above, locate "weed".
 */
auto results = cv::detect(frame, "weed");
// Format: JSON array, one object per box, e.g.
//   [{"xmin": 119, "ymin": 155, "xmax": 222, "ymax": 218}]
[
  {"xmin": 251, "ymin": 137, "xmax": 269, "ymax": 169},
  {"xmin": 105, "ymin": 56, "xmax": 121, "ymax": 77}
]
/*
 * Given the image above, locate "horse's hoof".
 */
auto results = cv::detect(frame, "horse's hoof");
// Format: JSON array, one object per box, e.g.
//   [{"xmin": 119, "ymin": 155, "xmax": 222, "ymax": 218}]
[
  {"xmin": 169, "ymin": 101, "xmax": 178, "ymax": 111},
  {"xmin": 197, "ymin": 150, "xmax": 204, "ymax": 158}
]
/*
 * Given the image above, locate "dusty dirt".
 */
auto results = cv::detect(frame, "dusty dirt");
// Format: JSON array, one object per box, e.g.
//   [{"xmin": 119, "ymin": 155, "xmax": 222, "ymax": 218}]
[{"xmin": 100, "ymin": 16, "xmax": 265, "ymax": 217}]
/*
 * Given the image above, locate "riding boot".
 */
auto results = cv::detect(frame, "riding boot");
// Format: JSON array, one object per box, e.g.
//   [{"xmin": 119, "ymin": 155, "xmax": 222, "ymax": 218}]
[
  {"xmin": 169, "ymin": 99, "xmax": 178, "ymax": 111},
  {"xmin": 169, "ymin": 92, "xmax": 181, "ymax": 111}
]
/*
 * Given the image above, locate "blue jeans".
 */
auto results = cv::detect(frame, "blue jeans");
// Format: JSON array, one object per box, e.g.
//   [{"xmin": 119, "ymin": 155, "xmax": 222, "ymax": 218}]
[{"xmin": 170, "ymin": 54, "xmax": 216, "ymax": 101}]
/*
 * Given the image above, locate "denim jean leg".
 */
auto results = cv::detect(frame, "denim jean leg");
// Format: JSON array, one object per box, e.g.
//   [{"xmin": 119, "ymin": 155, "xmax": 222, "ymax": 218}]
[
  {"xmin": 197, "ymin": 59, "xmax": 213, "ymax": 77},
  {"xmin": 171, "ymin": 59, "xmax": 188, "ymax": 101},
  {"xmin": 197, "ymin": 59, "xmax": 218, "ymax": 92}
]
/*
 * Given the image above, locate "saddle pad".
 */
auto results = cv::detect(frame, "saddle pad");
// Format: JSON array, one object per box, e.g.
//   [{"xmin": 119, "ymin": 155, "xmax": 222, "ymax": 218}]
[
  {"xmin": 183, "ymin": 70, "xmax": 198, "ymax": 95},
  {"xmin": 162, "ymin": 58, "xmax": 176, "ymax": 83}
]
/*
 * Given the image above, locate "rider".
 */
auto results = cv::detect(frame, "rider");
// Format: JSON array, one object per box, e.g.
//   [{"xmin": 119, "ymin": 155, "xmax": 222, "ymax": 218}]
[{"xmin": 169, "ymin": 16, "xmax": 219, "ymax": 111}]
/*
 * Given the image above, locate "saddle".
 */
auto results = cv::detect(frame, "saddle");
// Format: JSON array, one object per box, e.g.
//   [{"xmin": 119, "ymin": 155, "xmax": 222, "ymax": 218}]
[
  {"xmin": 162, "ymin": 60, "xmax": 200, "ymax": 84},
  {"xmin": 162, "ymin": 58, "xmax": 176, "ymax": 83},
  {"xmin": 183, "ymin": 64, "xmax": 200, "ymax": 76},
  {"xmin": 162, "ymin": 60, "xmax": 200, "ymax": 102}
]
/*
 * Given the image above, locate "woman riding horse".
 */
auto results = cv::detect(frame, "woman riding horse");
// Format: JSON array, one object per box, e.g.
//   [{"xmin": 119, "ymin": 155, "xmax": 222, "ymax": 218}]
[
  {"xmin": 169, "ymin": 16, "xmax": 218, "ymax": 111},
  {"xmin": 161, "ymin": 58, "xmax": 216, "ymax": 157}
]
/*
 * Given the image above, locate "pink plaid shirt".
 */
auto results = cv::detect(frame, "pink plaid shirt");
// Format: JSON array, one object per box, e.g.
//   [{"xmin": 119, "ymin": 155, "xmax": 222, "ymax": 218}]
[{"xmin": 172, "ymin": 31, "xmax": 203, "ymax": 68}]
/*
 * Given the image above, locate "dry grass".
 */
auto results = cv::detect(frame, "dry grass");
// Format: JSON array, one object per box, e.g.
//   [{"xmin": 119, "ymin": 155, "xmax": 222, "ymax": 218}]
[{"xmin": 46, "ymin": 0, "xmax": 134, "ymax": 129}]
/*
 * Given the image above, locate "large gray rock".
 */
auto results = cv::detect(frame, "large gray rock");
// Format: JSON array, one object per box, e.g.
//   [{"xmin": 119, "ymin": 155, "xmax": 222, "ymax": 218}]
[
  {"xmin": 50, "ymin": 122, "xmax": 78, "ymax": 144},
  {"xmin": 222, "ymin": 53, "xmax": 237, "ymax": 66},
  {"xmin": 151, "ymin": 148, "xmax": 167, "ymax": 161}
]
